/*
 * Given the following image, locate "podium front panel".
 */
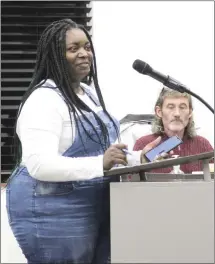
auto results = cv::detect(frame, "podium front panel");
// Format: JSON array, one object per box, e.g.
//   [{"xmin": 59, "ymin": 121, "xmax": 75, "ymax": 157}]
[{"xmin": 110, "ymin": 181, "xmax": 214, "ymax": 263}]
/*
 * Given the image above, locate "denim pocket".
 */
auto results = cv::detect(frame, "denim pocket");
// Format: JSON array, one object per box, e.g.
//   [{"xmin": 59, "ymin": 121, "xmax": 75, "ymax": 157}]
[{"xmin": 34, "ymin": 181, "xmax": 74, "ymax": 196}]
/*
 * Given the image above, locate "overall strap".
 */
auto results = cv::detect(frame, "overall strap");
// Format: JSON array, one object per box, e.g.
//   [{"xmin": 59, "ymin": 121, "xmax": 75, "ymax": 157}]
[{"xmin": 81, "ymin": 85, "xmax": 101, "ymax": 107}]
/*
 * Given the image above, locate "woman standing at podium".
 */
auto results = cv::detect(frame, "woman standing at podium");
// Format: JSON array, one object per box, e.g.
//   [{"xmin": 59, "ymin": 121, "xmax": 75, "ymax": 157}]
[
  {"xmin": 5, "ymin": 19, "xmax": 138, "ymax": 264},
  {"xmin": 134, "ymin": 87, "xmax": 213, "ymax": 173}
]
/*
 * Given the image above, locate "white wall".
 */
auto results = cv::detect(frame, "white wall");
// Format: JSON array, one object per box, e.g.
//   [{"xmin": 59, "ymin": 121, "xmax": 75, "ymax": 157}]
[{"xmin": 92, "ymin": 1, "xmax": 214, "ymax": 145}]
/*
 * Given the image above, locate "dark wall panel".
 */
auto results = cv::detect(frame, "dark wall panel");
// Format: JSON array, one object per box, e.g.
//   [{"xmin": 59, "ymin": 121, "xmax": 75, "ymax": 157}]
[{"xmin": 1, "ymin": 1, "xmax": 92, "ymax": 182}]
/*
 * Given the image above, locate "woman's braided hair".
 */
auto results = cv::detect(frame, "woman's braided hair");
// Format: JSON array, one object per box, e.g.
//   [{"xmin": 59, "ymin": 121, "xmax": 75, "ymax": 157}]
[{"xmin": 13, "ymin": 19, "xmax": 119, "ymax": 167}]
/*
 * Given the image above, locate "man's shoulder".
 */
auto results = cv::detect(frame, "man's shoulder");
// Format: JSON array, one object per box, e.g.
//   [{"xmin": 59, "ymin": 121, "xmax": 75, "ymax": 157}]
[
  {"xmin": 191, "ymin": 135, "xmax": 210, "ymax": 143},
  {"xmin": 133, "ymin": 133, "xmax": 159, "ymax": 150},
  {"xmin": 137, "ymin": 133, "xmax": 159, "ymax": 142},
  {"xmin": 188, "ymin": 135, "xmax": 213, "ymax": 151}
]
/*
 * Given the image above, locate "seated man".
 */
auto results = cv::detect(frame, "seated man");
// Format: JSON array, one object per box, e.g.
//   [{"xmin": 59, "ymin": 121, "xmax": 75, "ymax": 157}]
[{"xmin": 133, "ymin": 87, "xmax": 214, "ymax": 173}]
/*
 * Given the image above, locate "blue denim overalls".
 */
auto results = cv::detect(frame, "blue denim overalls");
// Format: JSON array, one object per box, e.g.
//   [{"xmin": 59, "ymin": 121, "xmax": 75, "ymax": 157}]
[{"xmin": 6, "ymin": 86, "xmax": 119, "ymax": 263}]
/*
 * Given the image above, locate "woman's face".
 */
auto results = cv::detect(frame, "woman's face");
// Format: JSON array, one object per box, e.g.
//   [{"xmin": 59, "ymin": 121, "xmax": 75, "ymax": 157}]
[{"xmin": 65, "ymin": 28, "xmax": 93, "ymax": 81}]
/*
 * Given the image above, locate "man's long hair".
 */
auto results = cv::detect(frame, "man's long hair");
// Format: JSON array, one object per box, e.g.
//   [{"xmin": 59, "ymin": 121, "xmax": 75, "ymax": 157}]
[
  {"xmin": 13, "ymin": 18, "xmax": 119, "ymax": 167},
  {"xmin": 151, "ymin": 87, "xmax": 196, "ymax": 138}
]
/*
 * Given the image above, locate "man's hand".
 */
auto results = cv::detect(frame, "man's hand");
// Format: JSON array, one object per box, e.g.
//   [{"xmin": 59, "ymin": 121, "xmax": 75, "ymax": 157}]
[{"xmin": 103, "ymin": 143, "xmax": 128, "ymax": 170}]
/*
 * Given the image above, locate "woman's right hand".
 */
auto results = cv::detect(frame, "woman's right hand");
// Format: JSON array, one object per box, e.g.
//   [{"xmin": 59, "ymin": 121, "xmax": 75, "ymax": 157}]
[{"xmin": 103, "ymin": 143, "xmax": 128, "ymax": 170}]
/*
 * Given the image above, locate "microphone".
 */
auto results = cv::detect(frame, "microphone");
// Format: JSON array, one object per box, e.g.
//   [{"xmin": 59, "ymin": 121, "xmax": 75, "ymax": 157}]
[
  {"xmin": 132, "ymin": 59, "xmax": 214, "ymax": 114},
  {"xmin": 132, "ymin": 59, "xmax": 187, "ymax": 93}
]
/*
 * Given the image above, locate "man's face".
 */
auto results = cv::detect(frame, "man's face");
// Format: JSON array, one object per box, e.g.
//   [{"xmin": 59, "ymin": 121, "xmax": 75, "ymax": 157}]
[
  {"xmin": 156, "ymin": 96, "xmax": 192, "ymax": 135},
  {"xmin": 66, "ymin": 28, "xmax": 93, "ymax": 81}
]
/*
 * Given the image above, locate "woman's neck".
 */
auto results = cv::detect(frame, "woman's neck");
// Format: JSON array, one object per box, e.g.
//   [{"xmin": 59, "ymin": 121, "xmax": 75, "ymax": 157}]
[{"xmin": 72, "ymin": 81, "xmax": 84, "ymax": 95}]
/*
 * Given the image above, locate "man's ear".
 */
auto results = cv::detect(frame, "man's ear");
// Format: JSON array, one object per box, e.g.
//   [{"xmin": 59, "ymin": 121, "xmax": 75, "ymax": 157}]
[
  {"xmin": 155, "ymin": 106, "xmax": 162, "ymax": 118},
  {"xmin": 188, "ymin": 109, "xmax": 193, "ymax": 119}
]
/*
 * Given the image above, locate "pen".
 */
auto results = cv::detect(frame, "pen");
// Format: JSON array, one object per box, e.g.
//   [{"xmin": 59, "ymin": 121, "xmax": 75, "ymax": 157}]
[{"xmin": 122, "ymin": 149, "xmax": 132, "ymax": 155}]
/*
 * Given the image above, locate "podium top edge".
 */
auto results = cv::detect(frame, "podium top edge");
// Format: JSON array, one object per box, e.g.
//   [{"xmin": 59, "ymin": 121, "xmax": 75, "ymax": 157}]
[{"xmin": 104, "ymin": 151, "xmax": 214, "ymax": 177}]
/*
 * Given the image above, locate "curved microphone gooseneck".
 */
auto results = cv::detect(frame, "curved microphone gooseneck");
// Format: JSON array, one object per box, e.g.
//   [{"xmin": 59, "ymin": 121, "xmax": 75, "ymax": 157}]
[{"xmin": 132, "ymin": 59, "xmax": 214, "ymax": 114}]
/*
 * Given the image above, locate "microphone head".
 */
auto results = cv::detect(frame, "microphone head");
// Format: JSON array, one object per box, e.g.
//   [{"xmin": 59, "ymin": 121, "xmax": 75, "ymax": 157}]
[{"xmin": 132, "ymin": 59, "xmax": 152, "ymax": 74}]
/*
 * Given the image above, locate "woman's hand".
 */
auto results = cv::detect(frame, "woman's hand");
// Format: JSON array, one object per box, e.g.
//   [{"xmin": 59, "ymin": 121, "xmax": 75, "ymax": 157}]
[
  {"xmin": 103, "ymin": 143, "xmax": 128, "ymax": 170},
  {"xmin": 140, "ymin": 136, "xmax": 173, "ymax": 163}
]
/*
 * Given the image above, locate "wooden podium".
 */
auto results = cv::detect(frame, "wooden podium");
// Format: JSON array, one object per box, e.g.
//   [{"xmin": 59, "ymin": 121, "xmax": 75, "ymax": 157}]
[{"xmin": 105, "ymin": 152, "xmax": 214, "ymax": 263}]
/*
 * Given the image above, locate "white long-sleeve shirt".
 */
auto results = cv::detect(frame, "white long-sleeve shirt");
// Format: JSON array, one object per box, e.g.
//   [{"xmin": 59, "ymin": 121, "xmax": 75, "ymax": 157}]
[{"xmin": 17, "ymin": 79, "xmax": 141, "ymax": 182}]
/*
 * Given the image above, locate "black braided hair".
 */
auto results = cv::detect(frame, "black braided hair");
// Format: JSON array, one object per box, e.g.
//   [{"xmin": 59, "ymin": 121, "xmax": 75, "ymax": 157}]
[{"xmin": 13, "ymin": 18, "xmax": 120, "ymax": 169}]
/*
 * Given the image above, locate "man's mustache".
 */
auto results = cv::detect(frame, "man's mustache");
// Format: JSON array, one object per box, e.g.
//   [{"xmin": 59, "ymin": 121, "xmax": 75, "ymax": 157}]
[{"xmin": 171, "ymin": 119, "xmax": 183, "ymax": 123}]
